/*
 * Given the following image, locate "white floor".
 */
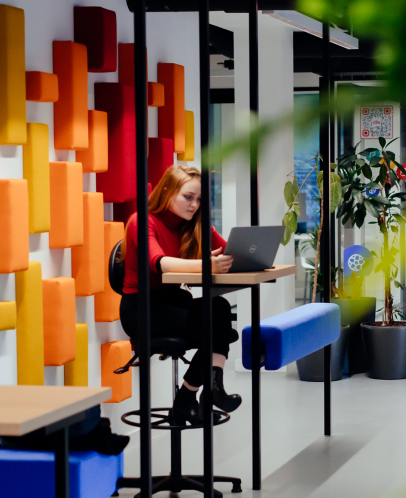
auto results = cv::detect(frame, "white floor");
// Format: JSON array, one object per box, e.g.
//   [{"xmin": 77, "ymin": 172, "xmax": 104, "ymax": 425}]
[{"xmin": 118, "ymin": 367, "xmax": 406, "ymax": 498}]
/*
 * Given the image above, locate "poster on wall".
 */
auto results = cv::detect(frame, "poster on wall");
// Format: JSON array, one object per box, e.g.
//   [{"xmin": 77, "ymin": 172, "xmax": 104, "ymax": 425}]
[{"xmin": 360, "ymin": 105, "xmax": 393, "ymax": 139}]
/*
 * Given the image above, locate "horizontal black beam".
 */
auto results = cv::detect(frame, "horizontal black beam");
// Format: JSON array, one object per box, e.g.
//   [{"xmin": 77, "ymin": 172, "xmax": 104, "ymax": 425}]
[
  {"xmin": 210, "ymin": 88, "xmax": 234, "ymax": 103},
  {"xmin": 294, "ymin": 56, "xmax": 377, "ymax": 75},
  {"xmin": 145, "ymin": 0, "xmax": 297, "ymax": 12},
  {"xmin": 210, "ymin": 24, "xmax": 234, "ymax": 58}
]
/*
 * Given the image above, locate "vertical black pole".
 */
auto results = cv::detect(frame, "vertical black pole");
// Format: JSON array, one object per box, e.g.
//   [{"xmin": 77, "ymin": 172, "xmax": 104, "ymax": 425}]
[
  {"xmin": 134, "ymin": 2, "xmax": 152, "ymax": 497},
  {"xmin": 54, "ymin": 428, "xmax": 69, "ymax": 498},
  {"xmin": 321, "ymin": 19, "xmax": 332, "ymax": 437},
  {"xmin": 249, "ymin": 0, "xmax": 261, "ymax": 490},
  {"xmin": 199, "ymin": 2, "xmax": 214, "ymax": 498},
  {"xmin": 330, "ymin": 78, "xmax": 336, "ymax": 269}
]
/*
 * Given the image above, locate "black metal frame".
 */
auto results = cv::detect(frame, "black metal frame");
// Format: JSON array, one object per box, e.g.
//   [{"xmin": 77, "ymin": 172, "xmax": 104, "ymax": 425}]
[{"xmin": 131, "ymin": 2, "xmax": 334, "ymax": 497}]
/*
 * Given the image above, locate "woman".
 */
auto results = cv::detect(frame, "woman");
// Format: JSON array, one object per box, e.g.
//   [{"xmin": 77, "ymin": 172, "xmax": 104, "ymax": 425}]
[{"xmin": 120, "ymin": 164, "xmax": 242, "ymax": 425}]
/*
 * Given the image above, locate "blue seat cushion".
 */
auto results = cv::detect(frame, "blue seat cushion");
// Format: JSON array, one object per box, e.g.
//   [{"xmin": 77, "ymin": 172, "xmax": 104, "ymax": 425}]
[
  {"xmin": 242, "ymin": 303, "xmax": 341, "ymax": 370},
  {"xmin": 0, "ymin": 448, "xmax": 123, "ymax": 498}
]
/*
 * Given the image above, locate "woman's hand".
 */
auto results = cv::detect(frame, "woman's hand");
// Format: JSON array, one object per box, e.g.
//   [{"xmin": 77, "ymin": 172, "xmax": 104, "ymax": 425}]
[{"xmin": 211, "ymin": 248, "xmax": 233, "ymax": 274}]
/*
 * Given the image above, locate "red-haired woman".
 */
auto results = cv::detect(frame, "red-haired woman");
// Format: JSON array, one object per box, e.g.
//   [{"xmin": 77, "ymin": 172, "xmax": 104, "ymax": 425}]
[{"xmin": 120, "ymin": 164, "xmax": 241, "ymax": 425}]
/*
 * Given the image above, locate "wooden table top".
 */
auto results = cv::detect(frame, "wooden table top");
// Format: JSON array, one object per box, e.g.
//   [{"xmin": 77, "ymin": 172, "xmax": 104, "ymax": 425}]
[
  {"xmin": 162, "ymin": 264, "xmax": 296, "ymax": 285},
  {"xmin": 0, "ymin": 386, "xmax": 111, "ymax": 436}
]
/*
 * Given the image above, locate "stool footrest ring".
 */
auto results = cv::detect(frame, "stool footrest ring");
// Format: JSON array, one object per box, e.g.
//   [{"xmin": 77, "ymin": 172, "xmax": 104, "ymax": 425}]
[{"xmin": 121, "ymin": 407, "xmax": 230, "ymax": 430}]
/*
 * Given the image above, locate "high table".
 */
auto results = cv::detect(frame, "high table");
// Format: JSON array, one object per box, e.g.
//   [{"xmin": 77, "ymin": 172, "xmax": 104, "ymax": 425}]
[
  {"xmin": 0, "ymin": 385, "xmax": 111, "ymax": 498},
  {"xmin": 162, "ymin": 264, "xmax": 296, "ymax": 489}
]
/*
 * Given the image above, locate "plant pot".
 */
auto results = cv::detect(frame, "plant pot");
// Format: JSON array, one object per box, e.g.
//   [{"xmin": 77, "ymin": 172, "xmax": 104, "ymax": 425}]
[
  {"xmin": 296, "ymin": 324, "xmax": 350, "ymax": 382},
  {"xmin": 331, "ymin": 297, "xmax": 376, "ymax": 375},
  {"xmin": 361, "ymin": 323, "xmax": 406, "ymax": 379}
]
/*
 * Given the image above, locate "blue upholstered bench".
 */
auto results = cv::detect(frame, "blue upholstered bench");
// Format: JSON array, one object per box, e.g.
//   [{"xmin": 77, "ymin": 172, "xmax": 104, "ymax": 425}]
[
  {"xmin": 0, "ymin": 448, "xmax": 123, "ymax": 498},
  {"xmin": 242, "ymin": 303, "xmax": 341, "ymax": 370}
]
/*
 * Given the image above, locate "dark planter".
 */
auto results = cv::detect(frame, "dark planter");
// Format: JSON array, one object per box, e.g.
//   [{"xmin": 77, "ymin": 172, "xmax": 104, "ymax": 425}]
[
  {"xmin": 361, "ymin": 323, "xmax": 406, "ymax": 379},
  {"xmin": 297, "ymin": 324, "xmax": 350, "ymax": 382},
  {"xmin": 331, "ymin": 297, "xmax": 376, "ymax": 375}
]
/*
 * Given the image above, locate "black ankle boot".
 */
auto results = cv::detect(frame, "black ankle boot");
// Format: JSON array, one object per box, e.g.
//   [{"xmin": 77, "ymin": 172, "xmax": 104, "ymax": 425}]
[
  {"xmin": 199, "ymin": 367, "xmax": 242, "ymax": 416},
  {"xmin": 173, "ymin": 385, "xmax": 202, "ymax": 426}
]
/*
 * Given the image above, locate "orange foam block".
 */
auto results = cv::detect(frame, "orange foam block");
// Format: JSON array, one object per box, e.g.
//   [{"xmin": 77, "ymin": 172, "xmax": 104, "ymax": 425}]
[
  {"xmin": 148, "ymin": 82, "xmax": 164, "ymax": 107},
  {"xmin": 49, "ymin": 162, "xmax": 84, "ymax": 249},
  {"xmin": 0, "ymin": 179, "xmax": 29, "ymax": 274},
  {"xmin": 26, "ymin": 71, "xmax": 58, "ymax": 102},
  {"xmin": 23, "ymin": 123, "xmax": 51, "ymax": 233},
  {"xmin": 76, "ymin": 110, "xmax": 108, "ymax": 173},
  {"xmin": 43, "ymin": 278, "xmax": 76, "ymax": 367},
  {"xmin": 101, "ymin": 341, "xmax": 132, "ymax": 403},
  {"xmin": 53, "ymin": 41, "xmax": 88, "ymax": 150},
  {"xmin": 158, "ymin": 63, "xmax": 185, "ymax": 153},
  {"xmin": 71, "ymin": 193, "xmax": 104, "ymax": 296},
  {"xmin": 94, "ymin": 222, "xmax": 124, "ymax": 322},
  {"xmin": 15, "ymin": 261, "xmax": 44, "ymax": 386},
  {"xmin": 64, "ymin": 323, "xmax": 88, "ymax": 387},
  {"xmin": 0, "ymin": 5, "xmax": 26, "ymax": 145}
]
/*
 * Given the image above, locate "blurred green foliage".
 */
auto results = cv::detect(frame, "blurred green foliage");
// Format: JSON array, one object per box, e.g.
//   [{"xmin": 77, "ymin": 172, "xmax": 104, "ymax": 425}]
[{"xmin": 297, "ymin": 0, "xmax": 406, "ymax": 103}]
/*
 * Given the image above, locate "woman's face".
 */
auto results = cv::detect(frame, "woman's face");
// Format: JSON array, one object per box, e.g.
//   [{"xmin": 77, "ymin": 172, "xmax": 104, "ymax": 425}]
[{"xmin": 169, "ymin": 178, "xmax": 201, "ymax": 221}]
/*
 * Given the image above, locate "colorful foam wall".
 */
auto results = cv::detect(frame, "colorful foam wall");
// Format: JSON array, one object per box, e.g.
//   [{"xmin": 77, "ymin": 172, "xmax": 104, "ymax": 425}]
[{"xmin": 0, "ymin": 1, "xmax": 198, "ymax": 405}]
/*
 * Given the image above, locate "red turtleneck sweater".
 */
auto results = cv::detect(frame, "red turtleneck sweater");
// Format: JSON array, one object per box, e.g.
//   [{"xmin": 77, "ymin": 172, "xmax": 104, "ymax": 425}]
[{"xmin": 123, "ymin": 210, "xmax": 227, "ymax": 294}]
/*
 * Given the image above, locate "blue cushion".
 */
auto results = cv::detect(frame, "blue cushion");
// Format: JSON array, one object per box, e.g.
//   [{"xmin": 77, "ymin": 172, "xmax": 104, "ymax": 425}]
[
  {"xmin": 0, "ymin": 448, "xmax": 123, "ymax": 498},
  {"xmin": 242, "ymin": 303, "xmax": 341, "ymax": 370}
]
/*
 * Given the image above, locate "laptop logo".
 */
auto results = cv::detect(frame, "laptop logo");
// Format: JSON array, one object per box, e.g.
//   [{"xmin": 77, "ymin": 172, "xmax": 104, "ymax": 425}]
[{"xmin": 249, "ymin": 244, "xmax": 257, "ymax": 254}]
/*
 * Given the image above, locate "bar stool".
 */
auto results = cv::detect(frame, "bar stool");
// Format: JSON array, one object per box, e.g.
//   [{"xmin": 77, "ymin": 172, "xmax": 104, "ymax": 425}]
[{"xmin": 109, "ymin": 241, "xmax": 242, "ymax": 497}]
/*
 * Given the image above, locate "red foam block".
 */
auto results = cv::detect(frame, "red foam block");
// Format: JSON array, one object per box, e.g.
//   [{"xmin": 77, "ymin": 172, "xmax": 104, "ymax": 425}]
[
  {"xmin": 74, "ymin": 6, "xmax": 117, "ymax": 73},
  {"xmin": 148, "ymin": 138, "xmax": 174, "ymax": 189},
  {"xmin": 94, "ymin": 83, "xmax": 136, "ymax": 203}
]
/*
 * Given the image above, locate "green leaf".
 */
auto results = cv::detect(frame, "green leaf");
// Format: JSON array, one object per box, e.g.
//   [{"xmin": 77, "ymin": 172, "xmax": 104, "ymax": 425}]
[
  {"xmin": 342, "ymin": 211, "xmax": 351, "ymax": 225},
  {"xmin": 356, "ymin": 159, "xmax": 366, "ymax": 167},
  {"xmin": 371, "ymin": 250, "xmax": 377, "ymax": 257},
  {"xmin": 282, "ymin": 211, "xmax": 297, "ymax": 234},
  {"xmin": 317, "ymin": 171, "xmax": 323, "ymax": 186},
  {"xmin": 386, "ymin": 137, "xmax": 399, "ymax": 148},
  {"xmin": 370, "ymin": 196, "xmax": 390, "ymax": 205},
  {"xmin": 369, "ymin": 156, "xmax": 381, "ymax": 167},
  {"xmin": 362, "ymin": 164, "xmax": 372, "ymax": 180},
  {"xmin": 364, "ymin": 182, "xmax": 380, "ymax": 189},
  {"xmin": 393, "ymin": 213, "xmax": 405, "ymax": 223},
  {"xmin": 355, "ymin": 205, "xmax": 366, "ymax": 228},
  {"xmin": 375, "ymin": 262, "xmax": 383, "ymax": 273},
  {"xmin": 379, "ymin": 137, "xmax": 387, "ymax": 148},
  {"xmin": 293, "ymin": 203, "xmax": 301, "ymax": 216},
  {"xmin": 330, "ymin": 183, "xmax": 342, "ymax": 212},
  {"xmin": 284, "ymin": 181, "xmax": 295, "ymax": 207},
  {"xmin": 391, "ymin": 225, "xmax": 399, "ymax": 233},
  {"xmin": 364, "ymin": 200, "xmax": 380, "ymax": 218},
  {"xmin": 354, "ymin": 190, "xmax": 364, "ymax": 204},
  {"xmin": 389, "ymin": 170, "xmax": 397, "ymax": 186},
  {"xmin": 281, "ymin": 226, "xmax": 292, "ymax": 246}
]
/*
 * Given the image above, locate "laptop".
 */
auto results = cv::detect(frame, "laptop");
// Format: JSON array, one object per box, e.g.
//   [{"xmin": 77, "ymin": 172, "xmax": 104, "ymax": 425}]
[{"xmin": 223, "ymin": 226, "xmax": 285, "ymax": 273}]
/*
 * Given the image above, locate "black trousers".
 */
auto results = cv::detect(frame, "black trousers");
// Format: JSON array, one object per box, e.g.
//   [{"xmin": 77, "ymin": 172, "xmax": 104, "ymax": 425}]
[{"xmin": 120, "ymin": 288, "xmax": 234, "ymax": 387}]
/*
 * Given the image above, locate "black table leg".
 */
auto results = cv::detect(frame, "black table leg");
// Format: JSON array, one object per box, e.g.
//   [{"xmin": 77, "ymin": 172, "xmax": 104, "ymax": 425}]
[
  {"xmin": 54, "ymin": 427, "xmax": 69, "ymax": 497},
  {"xmin": 251, "ymin": 284, "xmax": 261, "ymax": 490}
]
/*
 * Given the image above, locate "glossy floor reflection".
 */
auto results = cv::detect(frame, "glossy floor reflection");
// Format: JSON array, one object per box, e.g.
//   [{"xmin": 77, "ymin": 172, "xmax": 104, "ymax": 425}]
[{"xmin": 118, "ymin": 367, "xmax": 406, "ymax": 498}]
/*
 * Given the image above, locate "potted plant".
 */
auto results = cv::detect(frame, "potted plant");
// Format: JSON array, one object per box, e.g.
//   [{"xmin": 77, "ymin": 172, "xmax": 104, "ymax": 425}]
[
  {"xmin": 336, "ymin": 136, "xmax": 406, "ymax": 379},
  {"xmin": 281, "ymin": 154, "xmax": 351, "ymax": 381}
]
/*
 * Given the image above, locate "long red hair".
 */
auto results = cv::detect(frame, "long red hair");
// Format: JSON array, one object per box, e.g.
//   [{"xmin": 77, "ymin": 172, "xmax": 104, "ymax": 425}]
[{"xmin": 120, "ymin": 164, "xmax": 202, "ymax": 261}]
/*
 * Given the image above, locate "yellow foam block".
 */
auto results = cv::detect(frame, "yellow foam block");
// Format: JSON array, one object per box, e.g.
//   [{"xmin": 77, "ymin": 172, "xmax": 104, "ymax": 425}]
[
  {"xmin": 101, "ymin": 341, "xmax": 132, "ymax": 403},
  {"xmin": 49, "ymin": 162, "xmax": 84, "ymax": 248},
  {"xmin": 15, "ymin": 261, "xmax": 44, "ymax": 386},
  {"xmin": 0, "ymin": 5, "xmax": 26, "ymax": 145},
  {"xmin": 71, "ymin": 193, "xmax": 104, "ymax": 296},
  {"xmin": 42, "ymin": 278, "xmax": 76, "ymax": 367},
  {"xmin": 177, "ymin": 111, "xmax": 195, "ymax": 161},
  {"xmin": 23, "ymin": 123, "xmax": 51, "ymax": 233},
  {"xmin": 0, "ymin": 179, "xmax": 29, "ymax": 274},
  {"xmin": 64, "ymin": 323, "xmax": 88, "ymax": 387},
  {"xmin": 0, "ymin": 301, "xmax": 16, "ymax": 331},
  {"xmin": 94, "ymin": 222, "xmax": 124, "ymax": 322}
]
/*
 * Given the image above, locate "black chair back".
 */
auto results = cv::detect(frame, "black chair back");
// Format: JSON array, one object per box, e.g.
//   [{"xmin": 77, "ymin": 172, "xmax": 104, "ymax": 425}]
[{"xmin": 109, "ymin": 240, "xmax": 125, "ymax": 296}]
